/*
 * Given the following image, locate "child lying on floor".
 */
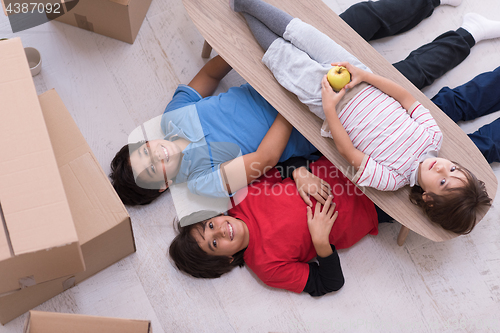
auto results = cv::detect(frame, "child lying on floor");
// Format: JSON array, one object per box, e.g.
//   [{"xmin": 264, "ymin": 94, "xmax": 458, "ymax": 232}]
[
  {"xmin": 170, "ymin": 157, "xmax": 379, "ymax": 296},
  {"xmin": 231, "ymin": 0, "xmax": 494, "ymax": 234}
]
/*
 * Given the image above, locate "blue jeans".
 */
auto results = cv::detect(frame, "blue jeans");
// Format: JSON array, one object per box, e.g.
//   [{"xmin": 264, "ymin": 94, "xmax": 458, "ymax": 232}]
[
  {"xmin": 341, "ymin": 0, "xmax": 500, "ymax": 163},
  {"xmin": 432, "ymin": 67, "xmax": 500, "ymax": 163}
]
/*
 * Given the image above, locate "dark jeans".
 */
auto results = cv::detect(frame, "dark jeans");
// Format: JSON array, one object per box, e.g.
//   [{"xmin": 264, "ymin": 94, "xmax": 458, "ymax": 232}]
[
  {"xmin": 340, "ymin": 0, "xmax": 500, "ymax": 163},
  {"xmin": 340, "ymin": 0, "xmax": 473, "ymax": 90},
  {"xmin": 432, "ymin": 67, "xmax": 500, "ymax": 163}
]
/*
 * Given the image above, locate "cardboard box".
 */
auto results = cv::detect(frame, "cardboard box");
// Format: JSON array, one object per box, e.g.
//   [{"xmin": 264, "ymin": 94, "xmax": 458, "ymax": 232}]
[
  {"xmin": 0, "ymin": 88, "xmax": 136, "ymax": 325},
  {"xmin": 52, "ymin": 0, "xmax": 152, "ymax": 44},
  {"xmin": 25, "ymin": 311, "xmax": 151, "ymax": 333},
  {"xmin": 1, "ymin": 0, "xmax": 151, "ymax": 43},
  {"xmin": 0, "ymin": 38, "xmax": 85, "ymax": 296}
]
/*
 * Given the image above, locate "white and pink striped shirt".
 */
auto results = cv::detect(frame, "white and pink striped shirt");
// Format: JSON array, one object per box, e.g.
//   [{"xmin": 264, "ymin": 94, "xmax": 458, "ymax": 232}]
[{"xmin": 342, "ymin": 85, "xmax": 443, "ymax": 191}]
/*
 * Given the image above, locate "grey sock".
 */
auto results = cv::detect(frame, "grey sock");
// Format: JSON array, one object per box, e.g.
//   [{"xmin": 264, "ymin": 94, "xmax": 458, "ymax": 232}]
[
  {"xmin": 231, "ymin": 0, "xmax": 292, "ymax": 37},
  {"xmin": 243, "ymin": 13, "xmax": 279, "ymax": 51}
]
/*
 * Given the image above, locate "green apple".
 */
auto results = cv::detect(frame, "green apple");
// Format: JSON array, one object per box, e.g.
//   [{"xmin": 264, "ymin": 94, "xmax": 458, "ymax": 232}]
[{"xmin": 327, "ymin": 66, "xmax": 351, "ymax": 92}]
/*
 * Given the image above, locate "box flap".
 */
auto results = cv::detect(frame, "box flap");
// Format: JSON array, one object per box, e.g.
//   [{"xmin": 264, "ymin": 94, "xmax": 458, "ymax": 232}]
[
  {"xmin": 38, "ymin": 89, "xmax": 130, "ymax": 244},
  {"xmin": 0, "ymin": 38, "xmax": 79, "ymax": 255},
  {"xmin": 27, "ymin": 311, "xmax": 151, "ymax": 333}
]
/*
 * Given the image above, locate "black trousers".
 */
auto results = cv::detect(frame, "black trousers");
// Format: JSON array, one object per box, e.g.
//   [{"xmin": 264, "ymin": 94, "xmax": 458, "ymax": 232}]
[{"xmin": 340, "ymin": 0, "xmax": 474, "ymax": 90}]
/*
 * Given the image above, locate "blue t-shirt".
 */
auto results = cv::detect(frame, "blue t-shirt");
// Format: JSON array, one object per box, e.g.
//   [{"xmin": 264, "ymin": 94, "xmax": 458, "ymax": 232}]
[{"xmin": 162, "ymin": 83, "xmax": 317, "ymax": 197}]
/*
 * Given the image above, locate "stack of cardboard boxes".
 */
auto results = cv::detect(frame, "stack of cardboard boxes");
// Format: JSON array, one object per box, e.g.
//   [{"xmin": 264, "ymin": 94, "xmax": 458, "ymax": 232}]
[{"xmin": 0, "ymin": 38, "xmax": 136, "ymax": 324}]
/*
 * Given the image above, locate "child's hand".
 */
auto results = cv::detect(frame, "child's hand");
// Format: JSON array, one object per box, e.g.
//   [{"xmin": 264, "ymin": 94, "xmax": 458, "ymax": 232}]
[
  {"xmin": 333, "ymin": 62, "xmax": 366, "ymax": 89},
  {"xmin": 306, "ymin": 195, "xmax": 338, "ymax": 250},
  {"xmin": 293, "ymin": 167, "xmax": 332, "ymax": 207},
  {"xmin": 321, "ymin": 75, "xmax": 346, "ymax": 114}
]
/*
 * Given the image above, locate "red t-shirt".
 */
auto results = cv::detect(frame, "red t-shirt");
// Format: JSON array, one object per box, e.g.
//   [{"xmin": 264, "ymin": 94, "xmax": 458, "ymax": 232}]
[{"xmin": 229, "ymin": 157, "xmax": 378, "ymax": 293}]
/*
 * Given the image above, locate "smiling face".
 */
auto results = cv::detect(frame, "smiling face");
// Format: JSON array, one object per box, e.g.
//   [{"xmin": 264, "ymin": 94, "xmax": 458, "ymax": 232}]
[
  {"xmin": 129, "ymin": 139, "xmax": 183, "ymax": 190},
  {"xmin": 191, "ymin": 215, "xmax": 250, "ymax": 258},
  {"xmin": 418, "ymin": 158, "xmax": 467, "ymax": 197}
]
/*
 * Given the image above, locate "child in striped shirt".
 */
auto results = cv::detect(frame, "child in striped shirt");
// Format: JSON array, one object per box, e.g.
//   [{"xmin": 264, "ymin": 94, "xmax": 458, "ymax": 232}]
[{"xmin": 231, "ymin": 0, "xmax": 494, "ymax": 234}]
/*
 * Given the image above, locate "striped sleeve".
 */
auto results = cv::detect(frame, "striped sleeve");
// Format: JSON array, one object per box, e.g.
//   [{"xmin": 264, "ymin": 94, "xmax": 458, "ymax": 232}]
[
  {"xmin": 354, "ymin": 156, "xmax": 408, "ymax": 191},
  {"xmin": 408, "ymin": 101, "xmax": 443, "ymax": 150}
]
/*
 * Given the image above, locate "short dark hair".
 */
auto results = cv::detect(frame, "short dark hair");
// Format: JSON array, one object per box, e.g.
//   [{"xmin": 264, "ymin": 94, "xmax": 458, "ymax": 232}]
[
  {"xmin": 409, "ymin": 165, "xmax": 492, "ymax": 234},
  {"xmin": 169, "ymin": 220, "xmax": 246, "ymax": 279},
  {"xmin": 109, "ymin": 142, "xmax": 166, "ymax": 206}
]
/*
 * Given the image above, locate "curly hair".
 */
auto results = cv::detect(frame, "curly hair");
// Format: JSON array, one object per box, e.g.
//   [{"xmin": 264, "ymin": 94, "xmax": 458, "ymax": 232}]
[
  {"xmin": 409, "ymin": 164, "xmax": 491, "ymax": 234},
  {"xmin": 169, "ymin": 220, "xmax": 246, "ymax": 279},
  {"xmin": 109, "ymin": 142, "xmax": 166, "ymax": 206}
]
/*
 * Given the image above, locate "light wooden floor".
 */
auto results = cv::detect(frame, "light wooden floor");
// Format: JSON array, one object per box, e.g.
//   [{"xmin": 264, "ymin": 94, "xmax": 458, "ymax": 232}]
[{"xmin": 1, "ymin": 0, "xmax": 500, "ymax": 332}]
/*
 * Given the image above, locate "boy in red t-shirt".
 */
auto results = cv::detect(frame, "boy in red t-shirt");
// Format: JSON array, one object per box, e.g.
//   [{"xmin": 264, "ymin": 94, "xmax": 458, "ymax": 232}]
[{"xmin": 169, "ymin": 158, "xmax": 379, "ymax": 296}]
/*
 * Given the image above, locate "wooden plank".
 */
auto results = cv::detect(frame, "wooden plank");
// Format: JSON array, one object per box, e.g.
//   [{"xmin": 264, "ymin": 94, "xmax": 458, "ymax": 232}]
[{"xmin": 182, "ymin": 0, "xmax": 497, "ymax": 242}]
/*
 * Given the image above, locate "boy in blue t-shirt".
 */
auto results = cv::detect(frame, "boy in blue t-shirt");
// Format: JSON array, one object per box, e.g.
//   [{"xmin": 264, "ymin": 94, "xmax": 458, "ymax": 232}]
[{"xmin": 110, "ymin": 54, "xmax": 319, "ymax": 206}]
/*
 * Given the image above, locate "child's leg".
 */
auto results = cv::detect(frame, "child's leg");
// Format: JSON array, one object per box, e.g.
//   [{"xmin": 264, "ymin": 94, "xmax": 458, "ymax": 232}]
[
  {"xmin": 340, "ymin": 0, "xmax": 442, "ymax": 42},
  {"xmin": 431, "ymin": 66, "xmax": 500, "ymax": 122},
  {"xmin": 260, "ymin": 17, "xmax": 374, "ymax": 119},
  {"xmin": 261, "ymin": 34, "xmax": 329, "ymax": 119},
  {"xmin": 231, "ymin": 0, "xmax": 369, "ymax": 71},
  {"xmin": 242, "ymin": 13, "xmax": 279, "ymax": 51},
  {"xmin": 235, "ymin": 0, "xmax": 369, "ymax": 119},
  {"xmin": 431, "ymin": 66, "xmax": 500, "ymax": 164},
  {"xmin": 468, "ymin": 119, "xmax": 500, "ymax": 164},
  {"xmin": 282, "ymin": 19, "xmax": 370, "ymax": 72},
  {"xmin": 392, "ymin": 29, "xmax": 472, "ymax": 89},
  {"xmin": 230, "ymin": 0, "xmax": 292, "ymax": 37},
  {"xmin": 393, "ymin": 14, "xmax": 500, "ymax": 90}
]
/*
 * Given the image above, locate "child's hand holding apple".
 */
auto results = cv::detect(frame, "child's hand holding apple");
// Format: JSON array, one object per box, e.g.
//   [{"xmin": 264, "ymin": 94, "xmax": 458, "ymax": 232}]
[
  {"xmin": 321, "ymin": 75, "xmax": 346, "ymax": 115},
  {"xmin": 333, "ymin": 62, "xmax": 366, "ymax": 89}
]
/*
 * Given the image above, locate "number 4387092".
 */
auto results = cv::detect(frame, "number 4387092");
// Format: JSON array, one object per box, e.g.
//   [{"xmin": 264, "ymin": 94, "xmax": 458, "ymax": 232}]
[{"xmin": 5, "ymin": 2, "xmax": 61, "ymax": 14}]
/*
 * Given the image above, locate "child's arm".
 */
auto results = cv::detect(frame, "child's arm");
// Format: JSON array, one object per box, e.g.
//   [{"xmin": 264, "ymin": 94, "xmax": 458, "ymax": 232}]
[
  {"xmin": 188, "ymin": 55, "xmax": 232, "ymax": 98},
  {"xmin": 339, "ymin": 62, "xmax": 416, "ymax": 112},
  {"xmin": 220, "ymin": 114, "xmax": 292, "ymax": 194},
  {"xmin": 321, "ymin": 76, "xmax": 365, "ymax": 170},
  {"xmin": 341, "ymin": 62, "xmax": 442, "ymax": 148}
]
